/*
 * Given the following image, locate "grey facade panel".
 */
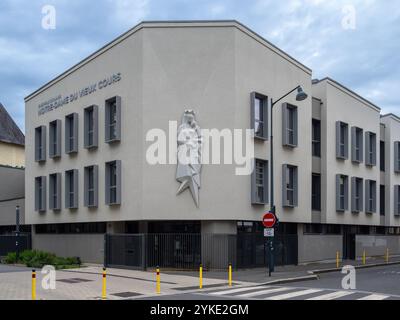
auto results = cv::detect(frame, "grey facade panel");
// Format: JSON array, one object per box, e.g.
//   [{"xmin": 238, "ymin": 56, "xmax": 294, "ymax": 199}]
[
  {"xmin": 394, "ymin": 185, "xmax": 400, "ymax": 215},
  {"xmin": 336, "ymin": 174, "xmax": 348, "ymax": 212},
  {"xmin": 65, "ymin": 113, "xmax": 78, "ymax": 154},
  {"xmin": 395, "ymin": 142, "xmax": 400, "ymax": 173},
  {"xmin": 105, "ymin": 160, "xmax": 121, "ymax": 205},
  {"xmin": 65, "ymin": 169, "xmax": 78, "ymax": 209},
  {"xmin": 351, "ymin": 177, "xmax": 363, "ymax": 213},
  {"xmin": 49, "ymin": 119, "xmax": 61, "ymax": 158},
  {"xmin": 49, "ymin": 173, "xmax": 61, "ymax": 211},
  {"xmin": 351, "ymin": 127, "xmax": 363, "ymax": 163},
  {"xmin": 84, "ymin": 105, "xmax": 99, "ymax": 149},
  {"xmin": 365, "ymin": 132, "xmax": 377, "ymax": 166},
  {"xmin": 251, "ymin": 159, "xmax": 268, "ymax": 205},
  {"xmin": 336, "ymin": 121, "xmax": 348, "ymax": 160},
  {"xmin": 84, "ymin": 165, "xmax": 99, "ymax": 207},
  {"xmin": 282, "ymin": 103, "xmax": 298, "ymax": 147},
  {"xmin": 35, "ymin": 126, "xmax": 46, "ymax": 162},
  {"xmin": 35, "ymin": 176, "xmax": 46, "ymax": 212},
  {"xmin": 105, "ymin": 96, "xmax": 121, "ymax": 143},
  {"xmin": 250, "ymin": 92, "xmax": 268, "ymax": 140},
  {"xmin": 365, "ymin": 180, "xmax": 376, "ymax": 213},
  {"xmin": 282, "ymin": 164, "xmax": 298, "ymax": 207}
]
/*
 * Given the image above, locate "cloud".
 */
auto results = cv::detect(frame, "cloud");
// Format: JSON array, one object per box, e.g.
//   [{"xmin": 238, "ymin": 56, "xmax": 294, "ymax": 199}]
[{"xmin": 0, "ymin": 0, "xmax": 399, "ymax": 131}]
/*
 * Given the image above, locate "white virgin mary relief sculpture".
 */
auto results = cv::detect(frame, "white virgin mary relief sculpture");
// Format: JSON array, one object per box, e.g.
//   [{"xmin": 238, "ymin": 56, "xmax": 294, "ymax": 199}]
[{"xmin": 176, "ymin": 110, "xmax": 202, "ymax": 207}]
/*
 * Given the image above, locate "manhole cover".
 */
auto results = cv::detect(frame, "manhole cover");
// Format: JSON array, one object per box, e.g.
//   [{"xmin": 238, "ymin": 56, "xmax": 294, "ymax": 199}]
[
  {"xmin": 58, "ymin": 278, "xmax": 93, "ymax": 284},
  {"xmin": 112, "ymin": 292, "xmax": 142, "ymax": 298}
]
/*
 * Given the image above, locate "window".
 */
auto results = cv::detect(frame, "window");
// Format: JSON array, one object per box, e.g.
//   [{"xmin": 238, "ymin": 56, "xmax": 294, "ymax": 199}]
[
  {"xmin": 380, "ymin": 141, "xmax": 385, "ymax": 172},
  {"xmin": 35, "ymin": 176, "xmax": 46, "ymax": 212},
  {"xmin": 312, "ymin": 173, "xmax": 321, "ymax": 211},
  {"xmin": 282, "ymin": 164, "xmax": 298, "ymax": 207},
  {"xmin": 304, "ymin": 224, "xmax": 323, "ymax": 234},
  {"xmin": 394, "ymin": 185, "xmax": 400, "ymax": 216},
  {"xmin": 105, "ymin": 96, "xmax": 121, "ymax": 143},
  {"xmin": 351, "ymin": 177, "xmax": 363, "ymax": 213},
  {"xmin": 84, "ymin": 105, "xmax": 98, "ymax": 149},
  {"xmin": 282, "ymin": 103, "xmax": 298, "ymax": 147},
  {"xmin": 251, "ymin": 92, "xmax": 268, "ymax": 140},
  {"xmin": 65, "ymin": 169, "xmax": 78, "ymax": 209},
  {"xmin": 65, "ymin": 113, "xmax": 78, "ymax": 154},
  {"xmin": 365, "ymin": 132, "xmax": 376, "ymax": 166},
  {"xmin": 365, "ymin": 180, "xmax": 377, "ymax": 213},
  {"xmin": 380, "ymin": 185, "xmax": 385, "ymax": 216},
  {"xmin": 351, "ymin": 127, "xmax": 363, "ymax": 163},
  {"xmin": 105, "ymin": 160, "xmax": 121, "ymax": 205},
  {"xmin": 35, "ymin": 222, "xmax": 106, "ymax": 234},
  {"xmin": 35, "ymin": 126, "xmax": 46, "ymax": 162},
  {"xmin": 336, "ymin": 121, "xmax": 349, "ymax": 159},
  {"xmin": 251, "ymin": 159, "xmax": 268, "ymax": 204},
  {"xmin": 84, "ymin": 165, "xmax": 98, "ymax": 207},
  {"xmin": 394, "ymin": 142, "xmax": 400, "ymax": 173},
  {"xmin": 326, "ymin": 224, "xmax": 342, "ymax": 235},
  {"xmin": 312, "ymin": 119, "xmax": 321, "ymax": 157},
  {"xmin": 49, "ymin": 120, "xmax": 61, "ymax": 158},
  {"xmin": 336, "ymin": 174, "xmax": 349, "ymax": 212},
  {"xmin": 49, "ymin": 173, "xmax": 61, "ymax": 211}
]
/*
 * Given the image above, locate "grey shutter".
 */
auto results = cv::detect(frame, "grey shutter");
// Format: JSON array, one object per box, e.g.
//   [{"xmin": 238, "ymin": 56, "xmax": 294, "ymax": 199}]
[
  {"xmin": 365, "ymin": 132, "xmax": 371, "ymax": 165},
  {"xmin": 41, "ymin": 126, "xmax": 46, "ymax": 161},
  {"xmin": 343, "ymin": 124, "xmax": 349, "ymax": 159},
  {"xmin": 335, "ymin": 174, "xmax": 340, "ymax": 211},
  {"xmin": 395, "ymin": 142, "xmax": 400, "ymax": 172},
  {"xmin": 250, "ymin": 92, "xmax": 256, "ymax": 133},
  {"xmin": 264, "ymin": 161, "xmax": 269, "ymax": 204},
  {"xmin": 351, "ymin": 127, "xmax": 356, "ymax": 162},
  {"xmin": 372, "ymin": 182, "xmax": 376, "ymax": 212},
  {"xmin": 365, "ymin": 180, "xmax": 370, "ymax": 213},
  {"xmin": 371, "ymin": 134, "xmax": 377, "ymax": 166},
  {"xmin": 56, "ymin": 173, "xmax": 61, "ymax": 210},
  {"xmin": 73, "ymin": 169, "xmax": 78, "ymax": 208},
  {"xmin": 359, "ymin": 179, "xmax": 364, "ymax": 212},
  {"xmin": 115, "ymin": 96, "xmax": 121, "ymax": 141},
  {"xmin": 72, "ymin": 113, "xmax": 79, "ymax": 152},
  {"xmin": 251, "ymin": 159, "xmax": 257, "ymax": 204},
  {"xmin": 293, "ymin": 166, "xmax": 298, "ymax": 206},
  {"xmin": 336, "ymin": 122, "xmax": 341, "ymax": 158},
  {"xmin": 282, "ymin": 164, "xmax": 288, "ymax": 206},
  {"xmin": 105, "ymin": 96, "xmax": 121, "ymax": 142},
  {"xmin": 116, "ymin": 160, "xmax": 122, "ymax": 204},
  {"xmin": 293, "ymin": 107, "xmax": 298, "ymax": 147},
  {"xmin": 263, "ymin": 98, "xmax": 269, "ymax": 140},
  {"xmin": 359, "ymin": 129, "xmax": 364, "ymax": 163},
  {"xmin": 49, "ymin": 175, "xmax": 53, "ymax": 210},
  {"xmin": 344, "ymin": 176, "xmax": 349, "ymax": 210},
  {"xmin": 282, "ymin": 103, "xmax": 288, "ymax": 146},
  {"xmin": 93, "ymin": 165, "xmax": 99, "ymax": 207},
  {"xmin": 41, "ymin": 176, "xmax": 46, "ymax": 211},
  {"xmin": 395, "ymin": 186, "xmax": 400, "ymax": 215},
  {"xmin": 84, "ymin": 108, "xmax": 89, "ymax": 148},
  {"xmin": 84, "ymin": 167, "xmax": 88, "ymax": 206},
  {"xmin": 35, "ymin": 178, "xmax": 39, "ymax": 211},
  {"xmin": 105, "ymin": 163, "xmax": 110, "ymax": 205},
  {"xmin": 55, "ymin": 120, "xmax": 61, "ymax": 157},
  {"xmin": 84, "ymin": 105, "xmax": 98, "ymax": 148},
  {"xmin": 351, "ymin": 177, "xmax": 356, "ymax": 212},
  {"xmin": 35, "ymin": 129, "xmax": 39, "ymax": 161}
]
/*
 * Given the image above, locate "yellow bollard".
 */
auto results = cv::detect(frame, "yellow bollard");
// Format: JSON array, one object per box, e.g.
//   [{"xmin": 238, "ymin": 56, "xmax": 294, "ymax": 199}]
[
  {"xmin": 199, "ymin": 264, "xmax": 203, "ymax": 289},
  {"xmin": 336, "ymin": 251, "xmax": 340, "ymax": 269},
  {"xmin": 156, "ymin": 267, "xmax": 161, "ymax": 294},
  {"xmin": 362, "ymin": 250, "xmax": 366, "ymax": 265},
  {"xmin": 228, "ymin": 263, "xmax": 232, "ymax": 287},
  {"xmin": 31, "ymin": 269, "xmax": 36, "ymax": 301},
  {"xmin": 386, "ymin": 248, "xmax": 390, "ymax": 263},
  {"xmin": 102, "ymin": 268, "xmax": 107, "ymax": 300}
]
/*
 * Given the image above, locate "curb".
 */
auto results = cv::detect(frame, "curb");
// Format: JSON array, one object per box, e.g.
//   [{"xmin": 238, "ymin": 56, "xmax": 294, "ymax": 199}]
[
  {"xmin": 308, "ymin": 260, "xmax": 400, "ymax": 275},
  {"xmin": 258, "ymin": 274, "xmax": 319, "ymax": 286}
]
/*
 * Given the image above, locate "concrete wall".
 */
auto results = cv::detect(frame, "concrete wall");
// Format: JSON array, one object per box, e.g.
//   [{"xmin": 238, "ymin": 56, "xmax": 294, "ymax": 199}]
[
  {"xmin": 32, "ymin": 233, "xmax": 104, "ymax": 263},
  {"xmin": 0, "ymin": 142, "xmax": 24, "ymax": 168},
  {"xmin": 356, "ymin": 235, "xmax": 400, "ymax": 257},
  {"xmin": 298, "ymin": 234, "xmax": 342, "ymax": 263},
  {"xmin": 0, "ymin": 198, "xmax": 25, "ymax": 226}
]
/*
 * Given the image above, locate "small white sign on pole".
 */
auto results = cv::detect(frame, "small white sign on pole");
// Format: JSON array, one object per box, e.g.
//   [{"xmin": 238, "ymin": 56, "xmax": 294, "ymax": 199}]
[{"xmin": 264, "ymin": 228, "xmax": 275, "ymax": 237}]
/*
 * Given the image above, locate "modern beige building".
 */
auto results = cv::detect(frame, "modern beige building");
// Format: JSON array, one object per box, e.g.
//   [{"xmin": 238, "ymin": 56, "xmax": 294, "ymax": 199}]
[{"xmin": 24, "ymin": 21, "xmax": 400, "ymax": 266}]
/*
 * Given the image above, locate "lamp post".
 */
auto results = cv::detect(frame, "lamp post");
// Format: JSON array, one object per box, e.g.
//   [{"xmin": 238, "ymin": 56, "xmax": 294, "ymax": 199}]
[
  {"xmin": 268, "ymin": 86, "xmax": 308, "ymax": 277},
  {"xmin": 15, "ymin": 206, "xmax": 20, "ymax": 263}
]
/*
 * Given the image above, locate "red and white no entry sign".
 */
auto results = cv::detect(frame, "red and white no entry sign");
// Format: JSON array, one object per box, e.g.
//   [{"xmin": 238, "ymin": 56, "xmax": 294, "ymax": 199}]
[{"xmin": 262, "ymin": 212, "xmax": 276, "ymax": 228}]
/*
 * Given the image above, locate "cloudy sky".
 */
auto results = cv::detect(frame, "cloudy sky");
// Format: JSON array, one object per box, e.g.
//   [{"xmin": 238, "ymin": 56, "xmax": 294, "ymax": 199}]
[{"xmin": 1, "ymin": 0, "xmax": 399, "ymax": 131}]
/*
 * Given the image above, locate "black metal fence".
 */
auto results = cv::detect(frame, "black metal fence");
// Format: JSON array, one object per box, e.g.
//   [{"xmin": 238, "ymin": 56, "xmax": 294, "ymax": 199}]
[
  {"xmin": 105, "ymin": 233, "xmax": 297, "ymax": 270},
  {"xmin": 0, "ymin": 234, "xmax": 31, "ymax": 257}
]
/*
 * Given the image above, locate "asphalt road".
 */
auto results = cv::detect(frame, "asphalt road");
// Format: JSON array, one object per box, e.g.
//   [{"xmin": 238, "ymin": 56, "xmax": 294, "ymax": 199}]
[
  {"xmin": 0, "ymin": 264, "xmax": 30, "ymax": 273},
  {"xmin": 142, "ymin": 264, "xmax": 400, "ymax": 300}
]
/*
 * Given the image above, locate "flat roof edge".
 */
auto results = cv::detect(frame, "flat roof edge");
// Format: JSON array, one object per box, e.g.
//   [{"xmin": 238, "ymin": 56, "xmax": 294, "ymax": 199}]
[{"xmin": 25, "ymin": 20, "xmax": 311, "ymax": 102}]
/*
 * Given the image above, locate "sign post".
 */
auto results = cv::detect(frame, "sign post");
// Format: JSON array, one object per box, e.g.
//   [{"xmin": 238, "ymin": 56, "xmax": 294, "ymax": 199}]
[{"xmin": 262, "ymin": 212, "xmax": 277, "ymax": 277}]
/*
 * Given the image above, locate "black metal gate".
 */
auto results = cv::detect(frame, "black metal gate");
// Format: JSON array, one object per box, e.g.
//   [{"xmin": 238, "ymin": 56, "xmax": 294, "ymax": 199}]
[
  {"xmin": 104, "ymin": 234, "xmax": 145, "ymax": 269},
  {"xmin": 237, "ymin": 233, "xmax": 298, "ymax": 268},
  {"xmin": 0, "ymin": 234, "xmax": 31, "ymax": 257}
]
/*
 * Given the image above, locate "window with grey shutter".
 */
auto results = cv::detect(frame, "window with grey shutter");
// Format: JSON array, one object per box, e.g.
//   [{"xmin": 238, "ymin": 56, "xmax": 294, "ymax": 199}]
[
  {"xmin": 84, "ymin": 165, "xmax": 99, "ymax": 207},
  {"xmin": 251, "ymin": 159, "xmax": 268, "ymax": 204},
  {"xmin": 65, "ymin": 113, "xmax": 78, "ymax": 154},
  {"xmin": 351, "ymin": 127, "xmax": 363, "ymax": 163},
  {"xmin": 365, "ymin": 180, "xmax": 376, "ymax": 213},
  {"xmin": 65, "ymin": 169, "xmax": 78, "ymax": 209},
  {"xmin": 365, "ymin": 132, "xmax": 376, "ymax": 166},
  {"xmin": 282, "ymin": 103, "xmax": 298, "ymax": 147},
  {"xmin": 336, "ymin": 174, "xmax": 348, "ymax": 212},
  {"xmin": 49, "ymin": 173, "xmax": 61, "ymax": 210},
  {"xmin": 250, "ymin": 92, "xmax": 268, "ymax": 140},
  {"xmin": 35, "ymin": 126, "xmax": 46, "ymax": 162},
  {"xmin": 282, "ymin": 164, "xmax": 298, "ymax": 207},
  {"xmin": 49, "ymin": 120, "xmax": 61, "ymax": 158},
  {"xmin": 35, "ymin": 176, "xmax": 46, "ymax": 212},
  {"xmin": 336, "ymin": 121, "xmax": 348, "ymax": 159},
  {"xmin": 105, "ymin": 160, "xmax": 121, "ymax": 205},
  {"xmin": 351, "ymin": 177, "xmax": 363, "ymax": 213},
  {"xmin": 394, "ymin": 142, "xmax": 400, "ymax": 173},
  {"xmin": 105, "ymin": 96, "xmax": 121, "ymax": 143},
  {"xmin": 394, "ymin": 185, "xmax": 400, "ymax": 215},
  {"xmin": 84, "ymin": 105, "xmax": 98, "ymax": 149}
]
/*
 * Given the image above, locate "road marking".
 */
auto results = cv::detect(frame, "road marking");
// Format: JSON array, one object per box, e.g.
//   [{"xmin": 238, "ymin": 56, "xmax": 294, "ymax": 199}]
[
  {"xmin": 266, "ymin": 288, "xmax": 323, "ymax": 300},
  {"xmin": 358, "ymin": 294, "xmax": 389, "ymax": 300},
  {"xmin": 212, "ymin": 286, "xmax": 264, "ymax": 296},
  {"xmin": 237, "ymin": 287, "xmax": 291, "ymax": 298},
  {"xmin": 307, "ymin": 291, "xmax": 354, "ymax": 300}
]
